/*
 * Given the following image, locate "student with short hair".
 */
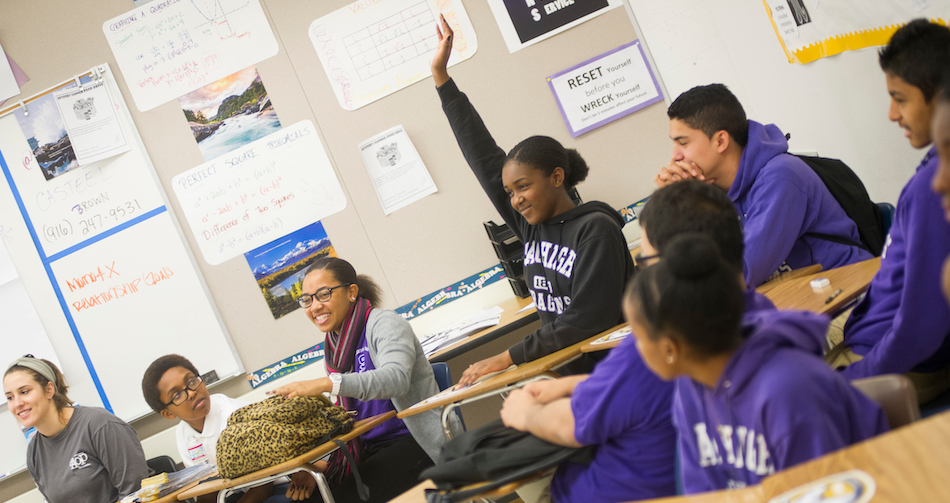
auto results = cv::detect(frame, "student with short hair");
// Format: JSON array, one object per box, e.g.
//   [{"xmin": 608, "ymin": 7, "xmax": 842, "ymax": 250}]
[
  {"xmin": 270, "ymin": 257, "xmax": 443, "ymax": 503},
  {"xmin": 654, "ymin": 84, "xmax": 872, "ymax": 286},
  {"xmin": 142, "ymin": 355, "xmax": 299, "ymax": 503},
  {"xmin": 5, "ymin": 356, "xmax": 148, "ymax": 503},
  {"xmin": 497, "ymin": 181, "xmax": 771, "ymax": 503},
  {"xmin": 626, "ymin": 235, "xmax": 888, "ymax": 493},
  {"xmin": 834, "ymin": 19, "xmax": 950, "ymax": 403},
  {"xmin": 431, "ymin": 16, "xmax": 635, "ymax": 387}
]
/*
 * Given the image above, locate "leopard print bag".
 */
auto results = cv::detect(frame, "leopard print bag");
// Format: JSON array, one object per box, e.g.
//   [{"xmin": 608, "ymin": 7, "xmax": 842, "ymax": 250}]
[{"xmin": 216, "ymin": 395, "xmax": 353, "ymax": 479}]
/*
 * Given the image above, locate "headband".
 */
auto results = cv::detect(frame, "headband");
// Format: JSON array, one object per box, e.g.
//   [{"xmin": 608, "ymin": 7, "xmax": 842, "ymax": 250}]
[{"xmin": 6, "ymin": 356, "xmax": 57, "ymax": 388}]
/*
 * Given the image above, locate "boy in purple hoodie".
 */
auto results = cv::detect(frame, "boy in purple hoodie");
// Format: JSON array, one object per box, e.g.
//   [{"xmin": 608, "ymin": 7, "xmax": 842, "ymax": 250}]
[
  {"xmin": 626, "ymin": 234, "xmax": 888, "ymax": 493},
  {"xmin": 834, "ymin": 20, "xmax": 950, "ymax": 404},
  {"xmin": 654, "ymin": 85, "xmax": 872, "ymax": 286}
]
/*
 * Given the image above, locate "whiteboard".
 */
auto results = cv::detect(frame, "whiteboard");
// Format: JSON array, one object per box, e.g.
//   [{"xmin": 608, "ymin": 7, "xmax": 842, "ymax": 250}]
[{"xmin": 0, "ymin": 64, "xmax": 241, "ymax": 476}]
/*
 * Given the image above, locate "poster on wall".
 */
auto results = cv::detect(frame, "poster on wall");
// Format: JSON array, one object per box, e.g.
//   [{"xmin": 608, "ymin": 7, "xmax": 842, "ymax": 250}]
[
  {"xmin": 309, "ymin": 0, "xmax": 477, "ymax": 110},
  {"xmin": 487, "ymin": 0, "xmax": 623, "ymax": 53},
  {"xmin": 358, "ymin": 125, "xmax": 437, "ymax": 215},
  {"xmin": 52, "ymin": 80, "xmax": 131, "ymax": 167},
  {"xmin": 762, "ymin": 0, "xmax": 950, "ymax": 64},
  {"xmin": 547, "ymin": 41, "xmax": 663, "ymax": 137},
  {"xmin": 13, "ymin": 83, "xmax": 80, "ymax": 181},
  {"xmin": 179, "ymin": 66, "xmax": 282, "ymax": 162},
  {"xmin": 172, "ymin": 120, "xmax": 346, "ymax": 265},
  {"xmin": 102, "ymin": 0, "xmax": 278, "ymax": 111},
  {"xmin": 244, "ymin": 221, "xmax": 336, "ymax": 319}
]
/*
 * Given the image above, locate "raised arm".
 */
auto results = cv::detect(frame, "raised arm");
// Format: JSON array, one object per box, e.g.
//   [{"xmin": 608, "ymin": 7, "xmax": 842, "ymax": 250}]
[{"xmin": 432, "ymin": 14, "xmax": 528, "ymax": 239}]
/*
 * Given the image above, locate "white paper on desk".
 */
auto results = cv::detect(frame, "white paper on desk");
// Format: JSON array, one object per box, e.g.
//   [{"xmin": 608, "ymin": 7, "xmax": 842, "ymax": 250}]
[
  {"xmin": 358, "ymin": 125, "xmax": 437, "ymax": 215},
  {"xmin": 516, "ymin": 302, "xmax": 536, "ymax": 314},
  {"xmin": 52, "ymin": 80, "xmax": 130, "ymax": 166},
  {"xmin": 0, "ymin": 42, "xmax": 19, "ymax": 103},
  {"xmin": 420, "ymin": 306, "xmax": 503, "ymax": 357}
]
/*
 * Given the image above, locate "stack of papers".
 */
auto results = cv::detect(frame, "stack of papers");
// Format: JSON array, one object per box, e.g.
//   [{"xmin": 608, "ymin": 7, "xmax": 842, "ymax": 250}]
[{"xmin": 420, "ymin": 306, "xmax": 504, "ymax": 357}]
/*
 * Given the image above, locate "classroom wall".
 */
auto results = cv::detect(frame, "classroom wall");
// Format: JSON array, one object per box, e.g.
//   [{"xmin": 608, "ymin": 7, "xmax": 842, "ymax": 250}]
[{"xmin": 628, "ymin": 0, "xmax": 924, "ymax": 205}]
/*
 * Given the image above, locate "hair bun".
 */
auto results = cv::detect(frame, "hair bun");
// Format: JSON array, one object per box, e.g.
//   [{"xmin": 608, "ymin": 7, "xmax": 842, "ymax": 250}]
[{"xmin": 664, "ymin": 233, "xmax": 722, "ymax": 280}]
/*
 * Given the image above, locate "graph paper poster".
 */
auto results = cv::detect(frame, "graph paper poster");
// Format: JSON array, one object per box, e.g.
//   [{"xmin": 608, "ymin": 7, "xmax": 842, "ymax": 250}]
[
  {"xmin": 762, "ymin": 0, "xmax": 949, "ymax": 64},
  {"xmin": 309, "ymin": 0, "xmax": 477, "ymax": 110}
]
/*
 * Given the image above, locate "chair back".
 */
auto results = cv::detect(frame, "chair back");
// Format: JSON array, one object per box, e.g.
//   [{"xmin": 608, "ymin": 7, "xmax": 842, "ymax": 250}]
[
  {"xmin": 146, "ymin": 455, "xmax": 178, "ymax": 477},
  {"xmin": 431, "ymin": 362, "xmax": 466, "ymax": 433},
  {"xmin": 876, "ymin": 202, "xmax": 896, "ymax": 237},
  {"xmin": 852, "ymin": 374, "xmax": 920, "ymax": 429}
]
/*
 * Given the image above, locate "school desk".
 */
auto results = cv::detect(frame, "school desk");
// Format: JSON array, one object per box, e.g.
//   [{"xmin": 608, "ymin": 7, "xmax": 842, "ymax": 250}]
[
  {"xmin": 427, "ymin": 295, "xmax": 539, "ymax": 362},
  {"xmin": 177, "ymin": 411, "xmax": 395, "ymax": 503},
  {"xmin": 763, "ymin": 257, "xmax": 881, "ymax": 315},
  {"xmin": 578, "ymin": 323, "xmax": 629, "ymax": 353},
  {"xmin": 399, "ymin": 331, "xmax": 608, "ymax": 439}
]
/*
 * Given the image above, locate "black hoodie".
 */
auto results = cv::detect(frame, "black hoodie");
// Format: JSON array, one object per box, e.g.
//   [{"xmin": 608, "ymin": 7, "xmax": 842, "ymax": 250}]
[{"xmin": 438, "ymin": 79, "xmax": 635, "ymax": 374}]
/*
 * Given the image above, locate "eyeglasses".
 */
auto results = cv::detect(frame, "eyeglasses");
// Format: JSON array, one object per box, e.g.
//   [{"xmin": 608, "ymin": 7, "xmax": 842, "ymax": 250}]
[
  {"xmin": 163, "ymin": 375, "xmax": 202, "ymax": 408},
  {"xmin": 297, "ymin": 284, "xmax": 352, "ymax": 308},
  {"xmin": 634, "ymin": 253, "xmax": 660, "ymax": 272}
]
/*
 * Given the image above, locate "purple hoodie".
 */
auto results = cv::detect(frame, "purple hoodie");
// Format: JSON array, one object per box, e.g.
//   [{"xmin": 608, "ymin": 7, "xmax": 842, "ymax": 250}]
[
  {"xmin": 842, "ymin": 148, "xmax": 950, "ymax": 379},
  {"xmin": 674, "ymin": 310, "xmax": 888, "ymax": 493},
  {"xmin": 729, "ymin": 121, "xmax": 873, "ymax": 286}
]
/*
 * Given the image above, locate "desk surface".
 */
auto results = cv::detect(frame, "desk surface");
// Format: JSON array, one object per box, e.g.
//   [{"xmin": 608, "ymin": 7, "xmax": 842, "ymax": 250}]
[
  {"xmin": 762, "ymin": 257, "xmax": 880, "ymax": 315},
  {"xmin": 399, "ymin": 330, "xmax": 609, "ymax": 419},
  {"xmin": 427, "ymin": 295, "xmax": 538, "ymax": 362},
  {"xmin": 177, "ymin": 411, "xmax": 396, "ymax": 500}
]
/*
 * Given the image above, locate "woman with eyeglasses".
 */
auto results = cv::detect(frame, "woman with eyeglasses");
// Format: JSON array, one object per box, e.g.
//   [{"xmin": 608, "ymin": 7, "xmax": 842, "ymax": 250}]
[
  {"xmin": 431, "ymin": 15, "xmax": 636, "ymax": 387},
  {"xmin": 4, "ymin": 356, "xmax": 148, "ymax": 503},
  {"xmin": 270, "ymin": 256, "xmax": 444, "ymax": 503}
]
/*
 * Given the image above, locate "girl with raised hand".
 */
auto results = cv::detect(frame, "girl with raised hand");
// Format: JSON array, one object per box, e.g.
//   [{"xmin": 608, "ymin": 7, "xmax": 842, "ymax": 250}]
[
  {"xmin": 270, "ymin": 257, "xmax": 444, "ymax": 503},
  {"xmin": 4, "ymin": 356, "xmax": 148, "ymax": 503},
  {"xmin": 624, "ymin": 234, "xmax": 888, "ymax": 493},
  {"xmin": 431, "ymin": 15, "xmax": 635, "ymax": 387}
]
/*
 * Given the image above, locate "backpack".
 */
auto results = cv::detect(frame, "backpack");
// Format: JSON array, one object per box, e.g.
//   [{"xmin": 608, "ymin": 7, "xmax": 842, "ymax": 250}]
[
  {"xmin": 793, "ymin": 154, "xmax": 887, "ymax": 256},
  {"xmin": 419, "ymin": 419, "xmax": 593, "ymax": 503},
  {"xmin": 215, "ymin": 395, "xmax": 353, "ymax": 479}
]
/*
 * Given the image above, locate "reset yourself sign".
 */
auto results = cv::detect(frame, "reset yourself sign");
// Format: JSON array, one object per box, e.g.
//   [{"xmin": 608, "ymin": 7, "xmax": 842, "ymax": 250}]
[{"xmin": 547, "ymin": 41, "xmax": 663, "ymax": 137}]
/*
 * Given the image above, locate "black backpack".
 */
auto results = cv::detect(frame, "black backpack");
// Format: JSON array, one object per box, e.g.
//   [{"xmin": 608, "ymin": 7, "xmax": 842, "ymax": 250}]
[
  {"xmin": 419, "ymin": 419, "xmax": 593, "ymax": 503},
  {"xmin": 794, "ymin": 154, "xmax": 887, "ymax": 256}
]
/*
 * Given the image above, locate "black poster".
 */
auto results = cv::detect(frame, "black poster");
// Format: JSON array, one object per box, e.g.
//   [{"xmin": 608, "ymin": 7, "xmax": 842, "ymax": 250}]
[{"xmin": 503, "ymin": 0, "xmax": 611, "ymax": 44}]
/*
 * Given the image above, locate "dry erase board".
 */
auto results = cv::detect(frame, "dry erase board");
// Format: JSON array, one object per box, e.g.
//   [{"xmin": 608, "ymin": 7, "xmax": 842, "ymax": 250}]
[{"xmin": 0, "ymin": 65, "xmax": 242, "ymax": 476}]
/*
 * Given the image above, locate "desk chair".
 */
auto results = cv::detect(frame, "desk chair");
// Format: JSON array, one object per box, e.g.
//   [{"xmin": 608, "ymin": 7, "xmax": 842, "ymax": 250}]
[
  {"xmin": 852, "ymin": 374, "xmax": 920, "ymax": 429},
  {"xmin": 876, "ymin": 202, "xmax": 896, "ymax": 237},
  {"xmin": 146, "ymin": 455, "xmax": 178, "ymax": 477},
  {"xmin": 432, "ymin": 362, "xmax": 466, "ymax": 433}
]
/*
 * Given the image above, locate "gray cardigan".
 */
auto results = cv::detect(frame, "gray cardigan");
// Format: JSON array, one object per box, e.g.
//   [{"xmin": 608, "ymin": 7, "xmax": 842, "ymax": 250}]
[{"xmin": 337, "ymin": 309, "xmax": 445, "ymax": 461}]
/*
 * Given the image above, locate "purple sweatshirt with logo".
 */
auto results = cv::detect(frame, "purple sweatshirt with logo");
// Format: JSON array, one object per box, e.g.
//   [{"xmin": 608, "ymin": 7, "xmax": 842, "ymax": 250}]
[
  {"xmin": 674, "ymin": 310, "xmax": 888, "ymax": 493},
  {"xmin": 729, "ymin": 121, "xmax": 873, "ymax": 286},
  {"xmin": 842, "ymin": 148, "xmax": 950, "ymax": 379}
]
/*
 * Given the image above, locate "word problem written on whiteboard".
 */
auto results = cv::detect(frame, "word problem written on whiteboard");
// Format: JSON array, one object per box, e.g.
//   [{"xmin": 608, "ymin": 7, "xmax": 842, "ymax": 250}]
[
  {"xmin": 172, "ymin": 120, "xmax": 346, "ymax": 265},
  {"xmin": 103, "ymin": 0, "xmax": 278, "ymax": 111}
]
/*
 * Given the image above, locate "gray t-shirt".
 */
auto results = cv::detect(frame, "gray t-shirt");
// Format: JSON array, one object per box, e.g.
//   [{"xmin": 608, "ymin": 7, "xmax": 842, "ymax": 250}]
[{"xmin": 27, "ymin": 406, "xmax": 148, "ymax": 503}]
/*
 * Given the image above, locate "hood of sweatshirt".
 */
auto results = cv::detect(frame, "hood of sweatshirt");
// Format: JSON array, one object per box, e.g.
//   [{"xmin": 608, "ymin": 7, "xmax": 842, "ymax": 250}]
[
  {"xmin": 545, "ymin": 200, "xmax": 626, "ymax": 229},
  {"xmin": 727, "ymin": 120, "xmax": 790, "ymax": 202},
  {"xmin": 717, "ymin": 310, "xmax": 829, "ymax": 397}
]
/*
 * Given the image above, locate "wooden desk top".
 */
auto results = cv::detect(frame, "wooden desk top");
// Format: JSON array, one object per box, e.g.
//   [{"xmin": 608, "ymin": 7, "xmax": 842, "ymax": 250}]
[
  {"xmin": 399, "ymin": 331, "xmax": 608, "ymax": 419},
  {"xmin": 427, "ymin": 295, "xmax": 539, "ymax": 362},
  {"xmin": 578, "ymin": 324, "xmax": 629, "ymax": 353},
  {"xmin": 636, "ymin": 411, "xmax": 950, "ymax": 503},
  {"xmin": 177, "ymin": 411, "xmax": 396, "ymax": 500},
  {"xmin": 763, "ymin": 258, "xmax": 880, "ymax": 315}
]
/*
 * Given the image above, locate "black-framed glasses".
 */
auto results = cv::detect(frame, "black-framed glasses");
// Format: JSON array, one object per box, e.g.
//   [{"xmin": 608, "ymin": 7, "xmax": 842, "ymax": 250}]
[
  {"xmin": 634, "ymin": 253, "xmax": 660, "ymax": 272},
  {"xmin": 163, "ymin": 375, "xmax": 202, "ymax": 408},
  {"xmin": 297, "ymin": 283, "xmax": 352, "ymax": 308}
]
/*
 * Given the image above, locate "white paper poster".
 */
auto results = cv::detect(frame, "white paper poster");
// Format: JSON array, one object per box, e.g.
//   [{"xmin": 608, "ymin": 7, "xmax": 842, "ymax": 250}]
[
  {"xmin": 53, "ymin": 80, "xmax": 130, "ymax": 167},
  {"xmin": 359, "ymin": 125, "xmax": 437, "ymax": 215},
  {"xmin": 0, "ymin": 41, "xmax": 19, "ymax": 103},
  {"xmin": 172, "ymin": 120, "xmax": 347, "ymax": 265},
  {"xmin": 309, "ymin": 0, "xmax": 477, "ymax": 110},
  {"xmin": 487, "ymin": 0, "xmax": 622, "ymax": 53},
  {"xmin": 102, "ymin": 0, "xmax": 278, "ymax": 111},
  {"xmin": 547, "ymin": 41, "xmax": 663, "ymax": 137}
]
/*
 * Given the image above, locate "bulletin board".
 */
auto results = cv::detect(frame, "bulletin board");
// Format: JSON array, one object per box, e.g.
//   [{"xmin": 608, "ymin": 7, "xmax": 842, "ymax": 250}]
[
  {"xmin": 0, "ymin": 3, "xmax": 670, "ymax": 484},
  {"xmin": 0, "ymin": 66, "xmax": 242, "ymax": 476}
]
